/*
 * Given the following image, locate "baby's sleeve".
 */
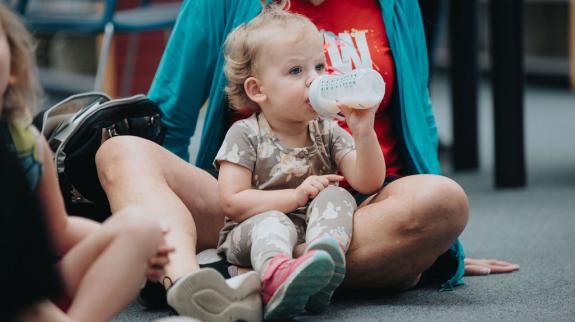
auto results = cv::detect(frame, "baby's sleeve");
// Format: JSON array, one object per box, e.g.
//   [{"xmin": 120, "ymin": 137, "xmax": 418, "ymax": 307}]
[{"xmin": 213, "ymin": 120, "xmax": 257, "ymax": 172}]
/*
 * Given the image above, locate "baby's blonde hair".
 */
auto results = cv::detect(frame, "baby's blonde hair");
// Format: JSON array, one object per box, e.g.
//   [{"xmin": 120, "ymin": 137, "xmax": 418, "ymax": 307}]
[
  {"xmin": 223, "ymin": 2, "xmax": 318, "ymax": 112},
  {"xmin": 0, "ymin": 4, "xmax": 41, "ymax": 124}
]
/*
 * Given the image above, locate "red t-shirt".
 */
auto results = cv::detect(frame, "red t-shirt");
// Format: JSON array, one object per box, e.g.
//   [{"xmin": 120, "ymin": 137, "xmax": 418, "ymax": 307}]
[{"xmin": 290, "ymin": 0, "xmax": 403, "ymax": 178}]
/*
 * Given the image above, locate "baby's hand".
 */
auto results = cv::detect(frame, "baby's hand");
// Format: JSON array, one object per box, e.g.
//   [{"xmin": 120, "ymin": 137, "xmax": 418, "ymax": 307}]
[
  {"xmin": 146, "ymin": 228, "xmax": 175, "ymax": 282},
  {"xmin": 338, "ymin": 103, "xmax": 378, "ymax": 138},
  {"xmin": 293, "ymin": 174, "xmax": 344, "ymax": 207}
]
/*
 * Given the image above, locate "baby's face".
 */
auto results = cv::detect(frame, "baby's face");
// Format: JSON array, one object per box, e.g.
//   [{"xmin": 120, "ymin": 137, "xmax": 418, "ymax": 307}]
[{"xmin": 253, "ymin": 25, "xmax": 325, "ymax": 123}]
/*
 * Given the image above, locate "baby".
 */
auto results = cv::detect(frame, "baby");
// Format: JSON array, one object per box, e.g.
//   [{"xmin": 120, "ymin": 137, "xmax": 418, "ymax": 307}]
[{"xmin": 215, "ymin": 6, "xmax": 386, "ymax": 320}]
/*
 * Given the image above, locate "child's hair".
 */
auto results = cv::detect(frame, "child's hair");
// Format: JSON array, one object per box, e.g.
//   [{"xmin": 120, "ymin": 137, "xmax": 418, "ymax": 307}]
[
  {"xmin": 223, "ymin": 2, "xmax": 318, "ymax": 112},
  {"xmin": 0, "ymin": 4, "xmax": 41, "ymax": 124}
]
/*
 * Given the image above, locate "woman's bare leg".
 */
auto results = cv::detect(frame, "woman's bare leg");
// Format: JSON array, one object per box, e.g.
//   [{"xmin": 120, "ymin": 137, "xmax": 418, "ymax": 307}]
[
  {"xmin": 341, "ymin": 174, "xmax": 469, "ymax": 290},
  {"xmin": 95, "ymin": 136, "xmax": 224, "ymax": 281},
  {"xmin": 58, "ymin": 209, "xmax": 164, "ymax": 322}
]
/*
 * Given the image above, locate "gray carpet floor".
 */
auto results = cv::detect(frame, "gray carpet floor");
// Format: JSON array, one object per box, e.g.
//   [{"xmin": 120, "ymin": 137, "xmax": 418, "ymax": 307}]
[{"xmin": 112, "ymin": 74, "xmax": 575, "ymax": 322}]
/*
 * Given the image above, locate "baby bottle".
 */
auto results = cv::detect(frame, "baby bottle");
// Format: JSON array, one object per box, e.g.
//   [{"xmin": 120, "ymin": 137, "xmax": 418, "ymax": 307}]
[{"xmin": 308, "ymin": 69, "xmax": 385, "ymax": 117}]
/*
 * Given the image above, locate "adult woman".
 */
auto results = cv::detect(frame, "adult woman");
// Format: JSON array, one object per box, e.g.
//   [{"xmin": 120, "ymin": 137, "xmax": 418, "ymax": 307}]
[{"xmin": 95, "ymin": 0, "xmax": 517, "ymax": 317}]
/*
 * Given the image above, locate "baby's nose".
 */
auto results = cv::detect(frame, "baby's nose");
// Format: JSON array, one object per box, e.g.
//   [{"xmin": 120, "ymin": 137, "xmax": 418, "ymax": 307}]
[{"xmin": 306, "ymin": 73, "xmax": 319, "ymax": 88}]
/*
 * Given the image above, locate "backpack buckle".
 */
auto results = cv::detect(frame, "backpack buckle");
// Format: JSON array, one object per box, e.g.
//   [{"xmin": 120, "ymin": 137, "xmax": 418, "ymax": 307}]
[{"xmin": 106, "ymin": 124, "xmax": 119, "ymax": 137}]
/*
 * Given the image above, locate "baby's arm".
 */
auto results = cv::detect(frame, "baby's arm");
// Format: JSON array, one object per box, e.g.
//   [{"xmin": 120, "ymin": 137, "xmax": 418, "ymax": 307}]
[
  {"xmin": 219, "ymin": 161, "xmax": 341, "ymax": 222},
  {"xmin": 218, "ymin": 161, "xmax": 302, "ymax": 222},
  {"xmin": 338, "ymin": 104, "xmax": 386, "ymax": 194},
  {"xmin": 35, "ymin": 138, "xmax": 100, "ymax": 256}
]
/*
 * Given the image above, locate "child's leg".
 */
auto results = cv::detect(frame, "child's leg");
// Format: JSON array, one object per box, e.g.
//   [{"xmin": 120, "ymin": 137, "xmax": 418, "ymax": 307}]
[
  {"xmin": 304, "ymin": 185, "xmax": 357, "ymax": 313},
  {"xmin": 220, "ymin": 211, "xmax": 335, "ymax": 320},
  {"xmin": 219, "ymin": 211, "xmax": 298, "ymax": 274},
  {"xmin": 57, "ymin": 208, "xmax": 164, "ymax": 322},
  {"xmin": 11, "ymin": 300, "xmax": 73, "ymax": 322},
  {"xmin": 306, "ymin": 185, "xmax": 357, "ymax": 248}
]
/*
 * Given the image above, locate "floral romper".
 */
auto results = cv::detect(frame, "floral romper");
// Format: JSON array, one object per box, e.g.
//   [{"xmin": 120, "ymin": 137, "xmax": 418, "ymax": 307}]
[{"xmin": 214, "ymin": 113, "xmax": 357, "ymax": 274}]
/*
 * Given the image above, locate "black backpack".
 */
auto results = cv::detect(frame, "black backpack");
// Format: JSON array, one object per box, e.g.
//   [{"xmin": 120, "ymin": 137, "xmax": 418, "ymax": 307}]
[{"xmin": 38, "ymin": 92, "xmax": 165, "ymax": 220}]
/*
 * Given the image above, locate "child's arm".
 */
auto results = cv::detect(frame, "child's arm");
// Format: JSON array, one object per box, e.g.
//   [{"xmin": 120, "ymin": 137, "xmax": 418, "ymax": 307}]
[
  {"xmin": 35, "ymin": 138, "xmax": 100, "ymax": 256},
  {"xmin": 337, "ymin": 104, "xmax": 386, "ymax": 194},
  {"xmin": 218, "ymin": 161, "xmax": 342, "ymax": 222}
]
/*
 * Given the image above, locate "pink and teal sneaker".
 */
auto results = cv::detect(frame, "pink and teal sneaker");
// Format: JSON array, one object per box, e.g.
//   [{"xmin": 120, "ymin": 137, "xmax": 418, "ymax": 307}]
[
  {"xmin": 261, "ymin": 250, "xmax": 334, "ymax": 320},
  {"xmin": 304, "ymin": 236, "xmax": 347, "ymax": 313}
]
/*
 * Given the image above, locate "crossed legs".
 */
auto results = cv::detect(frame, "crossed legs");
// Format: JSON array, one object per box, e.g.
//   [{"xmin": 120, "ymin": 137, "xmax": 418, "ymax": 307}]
[
  {"xmin": 96, "ymin": 136, "xmax": 469, "ymax": 291},
  {"xmin": 342, "ymin": 174, "xmax": 469, "ymax": 289},
  {"xmin": 13, "ymin": 210, "xmax": 166, "ymax": 322},
  {"xmin": 60, "ymin": 211, "xmax": 165, "ymax": 322}
]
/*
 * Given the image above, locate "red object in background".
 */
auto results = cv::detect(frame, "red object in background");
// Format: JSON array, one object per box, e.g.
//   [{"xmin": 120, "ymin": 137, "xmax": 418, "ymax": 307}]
[{"xmin": 113, "ymin": 0, "xmax": 177, "ymax": 96}]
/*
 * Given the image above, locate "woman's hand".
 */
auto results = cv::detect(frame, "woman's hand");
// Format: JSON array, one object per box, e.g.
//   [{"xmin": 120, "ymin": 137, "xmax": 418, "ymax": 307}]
[
  {"xmin": 464, "ymin": 258, "xmax": 520, "ymax": 276},
  {"xmin": 337, "ymin": 103, "xmax": 378, "ymax": 138}
]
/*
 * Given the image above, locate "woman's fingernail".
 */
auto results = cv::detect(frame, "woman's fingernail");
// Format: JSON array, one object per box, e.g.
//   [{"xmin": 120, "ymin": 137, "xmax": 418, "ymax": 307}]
[{"xmin": 481, "ymin": 268, "xmax": 491, "ymax": 275}]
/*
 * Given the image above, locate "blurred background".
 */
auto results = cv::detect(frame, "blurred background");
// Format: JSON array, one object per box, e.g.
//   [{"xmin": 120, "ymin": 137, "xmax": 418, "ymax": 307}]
[
  {"xmin": 6, "ymin": 0, "xmax": 573, "ymax": 187},
  {"xmin": 3, "ymin": 0, "xmax": 178, "ymax": 98}
]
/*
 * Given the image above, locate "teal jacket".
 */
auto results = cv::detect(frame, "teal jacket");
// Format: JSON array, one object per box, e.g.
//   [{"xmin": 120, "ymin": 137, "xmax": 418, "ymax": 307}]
[{"xmin": 148, "ymin": 0, "xmax": 465, "ymax": 290}]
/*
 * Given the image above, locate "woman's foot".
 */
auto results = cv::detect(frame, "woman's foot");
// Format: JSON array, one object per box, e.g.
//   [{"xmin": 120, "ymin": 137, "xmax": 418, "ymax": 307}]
[
  {"xmin": 304, "ymin": 236, "xmax": 346, "ymax": 313},
  {"xmin": 167, "ymin": 268, "xmax": 262, "ymax": 322},
  {"xmin": 262, "ymin": 250, "xmax": 334, "ymax": 320}
]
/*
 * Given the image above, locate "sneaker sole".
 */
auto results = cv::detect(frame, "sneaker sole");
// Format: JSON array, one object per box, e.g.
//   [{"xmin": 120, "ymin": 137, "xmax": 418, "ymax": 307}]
[
  {"xmin": 167, "ymin": 269, "xmax": 262, "ymax": 322},
  {"xmin": 305, "ymin": 236, "xmax": 346, "ymax": 313},
  {"xmin": 264, "ymin": 251, "xmax": 334, "ymax": 320}
]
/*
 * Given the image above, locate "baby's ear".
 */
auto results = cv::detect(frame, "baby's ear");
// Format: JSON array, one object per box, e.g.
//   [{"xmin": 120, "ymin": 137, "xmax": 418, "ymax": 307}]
[{"xmin": 244, "ymin": 77, "xmax": 266, "ymax": 104}]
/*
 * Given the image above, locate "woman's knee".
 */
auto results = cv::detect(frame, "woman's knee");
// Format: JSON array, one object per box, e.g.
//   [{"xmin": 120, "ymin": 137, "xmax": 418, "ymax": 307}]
[
  {"xmin": 96, "ymin": 136, "xmax": 144, "ymax": 166},
  {"xmin": 95, "ymin": 136, "xmax": 158, "ymax": 185},
  {"xmin": 391, "ymin": 175, "xmax": 468, "ymax": 239},
  {"xmin": 429, "ymin": 175, "xmax": 469, "ymax": 234}
]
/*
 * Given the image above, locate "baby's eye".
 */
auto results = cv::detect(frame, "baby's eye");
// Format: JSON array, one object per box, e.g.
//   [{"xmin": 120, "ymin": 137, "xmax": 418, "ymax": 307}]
[
  {"xmin": 315, "ymin": 63, "xmax": 325, "ymax": 72},
  {"xmin": 289, "ymin": 66, "xmax": 302, "ymax": 75}
]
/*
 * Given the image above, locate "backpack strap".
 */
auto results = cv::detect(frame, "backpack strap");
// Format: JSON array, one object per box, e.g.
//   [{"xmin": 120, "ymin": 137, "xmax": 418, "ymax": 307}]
[{"xmin": 103, "ymin": 113, "xmax": 164, "ymax": 143}]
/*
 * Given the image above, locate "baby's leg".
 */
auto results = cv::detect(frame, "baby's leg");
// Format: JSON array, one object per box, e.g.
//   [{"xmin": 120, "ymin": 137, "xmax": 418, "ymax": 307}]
[
  {"xmin": 304, "ymin": 185, "xmax": 357, "ymax": 313},
  {"xmin": 306, "ymin": 185, "xmax": 357, "ymax": 249},
  {"xmin": 57, "ymin": 208, "xmax": 164, "ymax": 322},
  {"xmin": 219, "ymin": 211, "xmax": 297, "ymax": 274},
  {"xmin": 220, "ymin": 211, "xmax": 335, "ymax": 320}
]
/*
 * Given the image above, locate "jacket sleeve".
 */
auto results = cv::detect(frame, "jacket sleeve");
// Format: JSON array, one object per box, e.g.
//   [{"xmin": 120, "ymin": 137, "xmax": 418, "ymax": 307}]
[
  {"xmin": 407, "ymin": 3, "xmax": 465, "ymax": 288},
  {"xmin": 148, "ymin": 0, "xmax": 227, "ymax": 161},
  {"xmin": 408, "ymin": 0, "xmax": 439, "ymax": 152}
]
